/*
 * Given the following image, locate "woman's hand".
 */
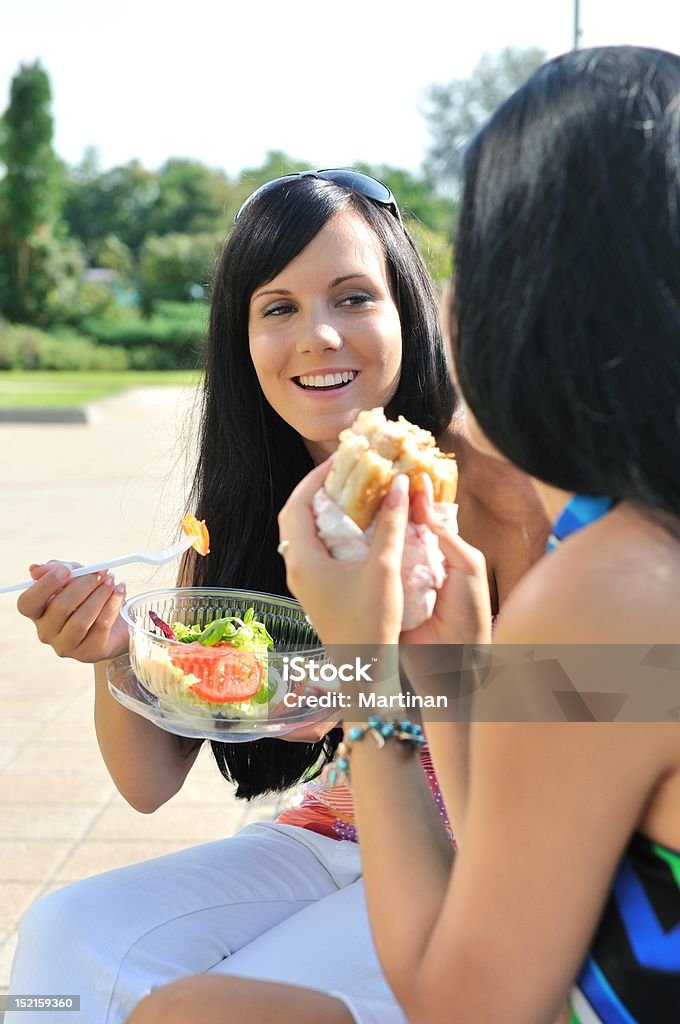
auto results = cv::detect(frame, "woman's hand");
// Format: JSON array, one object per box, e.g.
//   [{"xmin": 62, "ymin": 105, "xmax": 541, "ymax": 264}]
[
  {"xmin": 401, "ymin": 481, "xmax": 492, "ymax": 647},
  {"xmin": 278, "ymin": 460, "xmax": 409, "ymax": 646},
  {"xmin": 17, "ymin": 561, "xmax": 129, "ymax": 663}
]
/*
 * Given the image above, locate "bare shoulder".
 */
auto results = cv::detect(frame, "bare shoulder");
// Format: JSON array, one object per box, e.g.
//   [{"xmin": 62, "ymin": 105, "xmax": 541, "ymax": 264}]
[{"xmin": 495, "ymin": 504, "xmax": 680, "ymax": 643}]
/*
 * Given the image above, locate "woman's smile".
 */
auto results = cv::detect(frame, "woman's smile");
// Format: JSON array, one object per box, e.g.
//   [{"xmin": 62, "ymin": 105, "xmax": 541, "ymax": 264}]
[{"xmin": 292, "ymin": 368, "xmax": 361, "ymax": 394}]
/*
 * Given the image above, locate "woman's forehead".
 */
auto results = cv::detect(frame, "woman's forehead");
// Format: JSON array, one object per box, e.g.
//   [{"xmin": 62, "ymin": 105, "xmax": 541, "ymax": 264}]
[{"xmin": 263, "ymin": 210, "xmax": 389, "ymax": 286}]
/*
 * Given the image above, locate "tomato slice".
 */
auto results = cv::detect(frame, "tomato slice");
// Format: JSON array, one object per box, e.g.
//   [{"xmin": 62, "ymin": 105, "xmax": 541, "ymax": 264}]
[{"xmin": 169, "ymin": 641, "xmax": 263, "ymax": 703}]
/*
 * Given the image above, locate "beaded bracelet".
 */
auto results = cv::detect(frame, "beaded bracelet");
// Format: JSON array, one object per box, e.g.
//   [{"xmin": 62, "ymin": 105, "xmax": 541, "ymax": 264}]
[{"xmin": 325, "ymin": 715, "xmax": 425, "ymax": 786}]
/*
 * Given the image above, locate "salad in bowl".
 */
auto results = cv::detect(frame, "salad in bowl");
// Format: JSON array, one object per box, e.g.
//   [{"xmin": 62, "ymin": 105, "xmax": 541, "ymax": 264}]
[
  {"xmin": 139, "ymin": 605, "xmax": 277, "ymax": 715},
  {"xmin": 113, "ymin": 587, "xmax": 329, "ymax": 737}
]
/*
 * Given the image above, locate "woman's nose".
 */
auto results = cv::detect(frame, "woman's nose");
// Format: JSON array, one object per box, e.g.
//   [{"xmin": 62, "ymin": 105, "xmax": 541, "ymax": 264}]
[{"xmin": 296, "ymin": 317, "xmax": 343, "ymax": 354}]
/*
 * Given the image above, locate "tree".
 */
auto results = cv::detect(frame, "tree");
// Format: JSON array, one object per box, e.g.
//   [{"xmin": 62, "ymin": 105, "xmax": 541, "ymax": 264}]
[
  {"xmin": 137, "ymin": 232, "xmax": 222, "ymax": 314},
  {"xmin": 0, "ymin": 61, "xmax": 63, "ymax": 320},
  {"xmin": 423, "ymin": 46, "xmax": 546, "ymax": 192},
  {"xmin": 149, "ymin": 159, "xmax": 234, "ymax": 237},
  {"xmin": 63, "ymin": 158, "xmax": 160, "ymax": 257}
]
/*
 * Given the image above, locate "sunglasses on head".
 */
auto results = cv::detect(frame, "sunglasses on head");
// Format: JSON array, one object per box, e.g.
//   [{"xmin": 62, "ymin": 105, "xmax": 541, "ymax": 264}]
[{"xmin": 234, "ymin": 168, "xmax": 403, "ymax": 226}]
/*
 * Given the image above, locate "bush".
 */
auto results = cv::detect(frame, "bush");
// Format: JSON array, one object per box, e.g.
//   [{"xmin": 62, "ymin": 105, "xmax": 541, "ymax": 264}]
[
  {"xmin": 0, "ymin": 323, "xmax": 129, "ymax": 370},
  {"xmin": 83, "ymin": 300, "xmax": 208, "ymax": 369},
  {"xmin": 127, "ymin": 344, "xmax": 180, "ymax": 370}
]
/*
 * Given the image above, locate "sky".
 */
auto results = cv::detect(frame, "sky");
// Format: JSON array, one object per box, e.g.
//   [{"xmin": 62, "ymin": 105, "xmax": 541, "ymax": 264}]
[{"xmin": 3, "ymin": 0, "xmax": 680, "ymax": 180}]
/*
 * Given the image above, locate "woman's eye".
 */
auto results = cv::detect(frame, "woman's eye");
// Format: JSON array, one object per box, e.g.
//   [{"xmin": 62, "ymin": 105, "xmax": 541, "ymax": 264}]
[
  {"xmin": 338, "ymin": 292, "xmax": 372, "ymax": 307},
  {"xmin": 262, "ymin": 302, "xmax": 296, "ymax": 317}
]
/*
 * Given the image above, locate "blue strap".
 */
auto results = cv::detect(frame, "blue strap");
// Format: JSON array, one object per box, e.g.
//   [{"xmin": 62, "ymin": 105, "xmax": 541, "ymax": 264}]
[{"xmin": 546, "ymin": 495, "xmax": 613, "ymax": 552}]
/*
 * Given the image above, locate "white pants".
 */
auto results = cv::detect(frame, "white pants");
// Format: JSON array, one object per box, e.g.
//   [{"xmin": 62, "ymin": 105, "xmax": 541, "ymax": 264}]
[{"xmin": 6, "ymin": 822, "xmax": 407, "ymax": 1024}]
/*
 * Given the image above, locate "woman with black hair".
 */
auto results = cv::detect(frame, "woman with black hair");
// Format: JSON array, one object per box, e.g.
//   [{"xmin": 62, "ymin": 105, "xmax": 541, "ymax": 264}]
[
  {"xmin": 277, "ymin": 47, "xmax": 680, "ymax": 1024},
  {"xmin": 13, "ymin": 171, "xmax": 547, "ymax": 1024}
]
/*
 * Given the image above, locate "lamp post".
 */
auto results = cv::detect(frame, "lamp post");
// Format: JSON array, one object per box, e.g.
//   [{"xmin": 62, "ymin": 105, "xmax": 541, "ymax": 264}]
[{"xmin": 573, "ymin": 0, "xmax": 582, "ymax": 49}]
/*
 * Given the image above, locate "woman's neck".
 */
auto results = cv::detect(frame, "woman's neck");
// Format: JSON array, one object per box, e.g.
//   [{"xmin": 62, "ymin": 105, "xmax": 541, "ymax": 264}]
[
  {"xmin": 304, "ymin": 438, "xmax": 338, "ymax": 466},
  {"xmin": 531, "ymin": 479, "xmax": 573, "ymax": 523}
]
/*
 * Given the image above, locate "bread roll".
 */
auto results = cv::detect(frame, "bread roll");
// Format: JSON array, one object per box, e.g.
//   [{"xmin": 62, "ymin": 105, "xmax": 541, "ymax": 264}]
[{"xmin": 325, "ymin": 408, "xmax": 457, "ymax": 530}]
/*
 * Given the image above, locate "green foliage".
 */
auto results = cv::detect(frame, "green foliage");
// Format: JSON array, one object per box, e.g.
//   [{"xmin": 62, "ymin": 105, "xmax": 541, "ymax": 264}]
[
  {"xmin": 148, "ymin": 159, "xmax": 233, "ymax": 236},
  {"xmin": 407, "ymin": 221, "xmax": 453, "ymax": 286},
  {"xmin": 0, "ymin": 61, "xmax": 65, "ymax": 321},
  {"xmin": 423, "ymin": 46, "xmax": 547, "ymax": 191},
  {"xmin": 64, "ymin": 152, "xmax": 233, "ymax": 258},
  {"xmin": 83, "ymin": 300, "xmax": 209, "ymax": 369},
  {"xmin": 21, "ymin": 234, "xmax": 88, "ymax": 324},
  {"xmin": 0, "ymin": 322, "xmax": 129, "ymax": 370},
  {"xmin": 63, "ymin": 156, "xmax": 161, "ymax": 256},
  {"xmin": 94, "ymin": 234, "xmax": 135, "ymax": 286},
  {"xmin": 137, "ymin": 232, "xmax": 222, "ymax": 312},
  {"xmin": 3, "ymin": 61, "xmax": 61, "ymax": 237}
]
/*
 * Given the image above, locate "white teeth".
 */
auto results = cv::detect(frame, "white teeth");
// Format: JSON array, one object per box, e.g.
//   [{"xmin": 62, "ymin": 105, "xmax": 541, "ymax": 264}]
[{"xmin": 297, "ymin": 371, "xmax": 357, "ymax": 388}]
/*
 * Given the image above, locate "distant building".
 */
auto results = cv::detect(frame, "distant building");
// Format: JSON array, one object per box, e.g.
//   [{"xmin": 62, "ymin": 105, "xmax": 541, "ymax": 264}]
[{"xmin": 83, "ymin": 268, "xmax": 138, "ymax": 307}]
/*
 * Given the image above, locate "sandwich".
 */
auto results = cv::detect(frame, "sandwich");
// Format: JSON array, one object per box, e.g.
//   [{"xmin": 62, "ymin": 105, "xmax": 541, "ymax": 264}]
[
  {"xmin": 323, "ymin": 408, "xmax": 458, "ymax": 530},
  {"xmin": 312, "ymin": 409, "xmax": 458, "ymax": 630}
]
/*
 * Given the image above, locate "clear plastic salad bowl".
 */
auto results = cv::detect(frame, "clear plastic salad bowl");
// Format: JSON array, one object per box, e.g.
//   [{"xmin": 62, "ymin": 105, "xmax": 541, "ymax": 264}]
[{"xmin": 109, "ymin": 587, "xmax": 333, "ymax": 742}]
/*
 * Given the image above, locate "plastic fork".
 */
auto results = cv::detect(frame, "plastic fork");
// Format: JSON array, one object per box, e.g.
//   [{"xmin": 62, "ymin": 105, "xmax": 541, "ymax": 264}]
[{"xmin": 0, "ymin": 534, "xmax": 195, "ymax": 596}]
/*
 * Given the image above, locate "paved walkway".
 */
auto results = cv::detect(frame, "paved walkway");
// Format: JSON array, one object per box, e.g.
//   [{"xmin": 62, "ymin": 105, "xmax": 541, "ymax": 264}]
[{"xmin": 0, "ymin": 388, "xmax": 285, "ymax": 1009}]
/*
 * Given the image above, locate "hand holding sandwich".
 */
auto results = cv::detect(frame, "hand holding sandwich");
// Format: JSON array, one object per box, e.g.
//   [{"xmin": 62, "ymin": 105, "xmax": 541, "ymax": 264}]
[
  {"xmin": 279, "ymin": 455, "xmax": 492, "ymax": 651},
  {"xmin": 278, "ymin": 458, "xmax": 409, "ymax": 646}
]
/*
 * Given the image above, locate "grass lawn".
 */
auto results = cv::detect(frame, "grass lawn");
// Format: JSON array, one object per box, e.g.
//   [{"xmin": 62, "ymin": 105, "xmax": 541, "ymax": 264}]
[{"xmin": 0, "ymin": 370, "xmax": 201, "ymax": 408}]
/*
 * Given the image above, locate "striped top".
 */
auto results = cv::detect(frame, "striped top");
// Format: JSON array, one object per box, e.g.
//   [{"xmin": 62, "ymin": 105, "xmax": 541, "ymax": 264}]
[{"xmin": 276, "ymin": 744, "xmax": 453, "ymax": 843}]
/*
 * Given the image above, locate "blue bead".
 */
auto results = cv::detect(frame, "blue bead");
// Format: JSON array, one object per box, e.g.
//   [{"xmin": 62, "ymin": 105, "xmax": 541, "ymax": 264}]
[
  {"xmin": 381, "ymin": 723, "xmax": 396, "ymax": 737},
  {"xmin": 347, "ymin": 727, "xmax": 364, "ymax": 742},
  {"xmin": 367, "ymin": 715, "xmax": 382, "ymax": 729}
]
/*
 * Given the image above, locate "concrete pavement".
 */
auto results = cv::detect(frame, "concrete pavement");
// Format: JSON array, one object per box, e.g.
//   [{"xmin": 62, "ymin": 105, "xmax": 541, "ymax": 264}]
[{"xmin": 0, "ymin": 387, "xmax": 286, "ymax": 1009}]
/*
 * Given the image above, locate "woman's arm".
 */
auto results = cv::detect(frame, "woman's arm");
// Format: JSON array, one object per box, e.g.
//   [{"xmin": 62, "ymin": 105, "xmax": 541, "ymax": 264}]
[
  {"xmin": 18, "ymin": 560, "xmax": 203, "ymax": 812},
  {"xmin": 94, "ymin": 660, "xmax": 202, "ymax": 812}
]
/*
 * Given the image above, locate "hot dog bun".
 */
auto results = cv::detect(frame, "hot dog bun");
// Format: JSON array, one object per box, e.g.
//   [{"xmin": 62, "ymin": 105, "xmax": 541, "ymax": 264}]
[{"xmin": 324, "ymin": 408, "xmax": 458, "ymax": 530}]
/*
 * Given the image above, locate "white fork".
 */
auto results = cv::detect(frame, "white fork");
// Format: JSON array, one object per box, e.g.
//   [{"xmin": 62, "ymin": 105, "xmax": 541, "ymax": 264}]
[{"xmin": 0, "ymin": 534, "xmax": 195, "ymax": 595}]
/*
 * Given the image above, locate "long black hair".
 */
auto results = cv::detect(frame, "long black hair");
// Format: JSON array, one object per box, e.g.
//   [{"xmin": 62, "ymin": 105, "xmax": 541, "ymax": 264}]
[
  {"xmin": 184, "ymin": 175, "xmax": 455, "ymax": 798},
  {"xmin": 452, "ymin": 46, "xmax": 680, "ymax": 527}
]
